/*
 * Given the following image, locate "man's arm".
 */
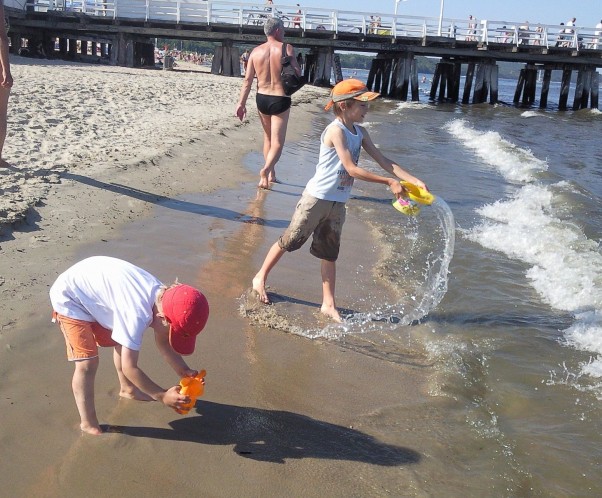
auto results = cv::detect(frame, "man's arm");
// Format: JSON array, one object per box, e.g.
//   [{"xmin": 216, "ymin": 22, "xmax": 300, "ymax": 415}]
[{"xmin": 236, "ymin": 53, "xmax": 256, "ymax": 120}]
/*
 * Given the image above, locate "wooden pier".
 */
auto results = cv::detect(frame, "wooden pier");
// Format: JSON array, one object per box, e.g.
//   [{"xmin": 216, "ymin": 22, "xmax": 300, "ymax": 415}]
[{"xmin": 5, "ymin": 1, "xmax": 602, "ymax": 110}]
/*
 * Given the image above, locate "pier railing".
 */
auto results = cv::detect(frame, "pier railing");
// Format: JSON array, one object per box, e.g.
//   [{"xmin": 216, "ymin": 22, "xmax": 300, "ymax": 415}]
[{"xmin": 15, "ymin": 0, "xmax": 602, "ymax": 52}]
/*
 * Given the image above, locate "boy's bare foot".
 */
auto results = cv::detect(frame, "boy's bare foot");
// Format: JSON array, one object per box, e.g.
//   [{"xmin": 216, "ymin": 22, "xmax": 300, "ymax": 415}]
[
  {"xmin": 252, "ymin": 275, "xmax": 271, "ymax": 304},
  {"xmin": 320, "ymin": 304, "xmax": 343, "ymax": 323},
  {"xmin": 81, "ymin": 423, "xmax": 104, "ymax": 436},
  {"xmin": 119, "ymin": 387, "xmax": 154, "ymax": 401}
]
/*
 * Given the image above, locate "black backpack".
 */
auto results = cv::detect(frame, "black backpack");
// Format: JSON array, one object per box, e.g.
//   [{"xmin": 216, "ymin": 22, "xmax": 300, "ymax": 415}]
[{"xmin": 280, "ymin": 43, "xmax": 306, "ymax": 96}]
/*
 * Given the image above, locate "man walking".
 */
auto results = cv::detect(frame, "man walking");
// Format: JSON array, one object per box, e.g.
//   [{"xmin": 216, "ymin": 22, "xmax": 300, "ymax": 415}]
[{"xmin": 235, "ymin": 17, "xmax": 301, "ymax": 189}]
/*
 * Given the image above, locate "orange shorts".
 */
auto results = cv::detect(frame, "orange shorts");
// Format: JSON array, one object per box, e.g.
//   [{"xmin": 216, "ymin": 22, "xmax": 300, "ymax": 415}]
[{"xmin": 53, "ymin": 312, "xmax": 118, "ymax": 361}]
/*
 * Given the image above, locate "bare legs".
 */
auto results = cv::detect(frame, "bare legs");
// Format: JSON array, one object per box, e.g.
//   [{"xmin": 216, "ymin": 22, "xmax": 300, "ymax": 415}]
[
  {"xmin": 252, "ymin": 242, "xmax": 286, "ymax": 304},
  {"xmin": 72, "ymin": 357, "xmax": 102, "ymax": 435},
  {"xmin": 70, "ymin": 346, "xmax": 153, "ymax": 436},
  {"xmin": 257, "ymin": 108, "xmax": 290, "ymax": 189},
  {"xmin": 0, "ymin": 86, "xmax": 9, "ymax": 162},
  {"xmin": 320, "ymin": 259, "xmax": 342, "ymax": 322},
  {"xmin": 252, "ymin": 245, "xmax": 342, "ymax": 322}
]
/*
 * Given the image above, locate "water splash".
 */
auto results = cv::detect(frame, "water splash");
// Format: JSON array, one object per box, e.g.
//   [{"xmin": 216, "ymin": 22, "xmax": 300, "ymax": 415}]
[
  {"xmin": 396, "ymin": 197, "xmax": 455, "ymax": 324},
  {"xmin": 313, "ymin": 196, "xmax": 456, "ymax": 337}
]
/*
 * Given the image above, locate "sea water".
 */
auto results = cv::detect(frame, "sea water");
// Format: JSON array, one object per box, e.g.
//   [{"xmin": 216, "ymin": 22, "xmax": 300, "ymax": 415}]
[{"xmin": 244, "ymin": 76, "xmax": 602, "ymax": 494}]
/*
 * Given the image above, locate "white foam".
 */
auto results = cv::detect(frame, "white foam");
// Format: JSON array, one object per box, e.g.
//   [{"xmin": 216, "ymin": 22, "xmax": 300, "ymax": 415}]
[
  {"xmin": 563, "ymin": 311, "xmax": 602, "ymax": 378},
  {"xmin": 521, "ymin": 110, "xmax": 549, "ymax": 119},
  {"xmin": 468, "ymin": 183, "xmax": 602, "ymax": 380},
  {"xmin": 444, "ymin": 119, "xmax": 548, "ymax": 183},
  {"xmin": 390, "ymin": 101, "xmax": 430, "ymax": 113}
]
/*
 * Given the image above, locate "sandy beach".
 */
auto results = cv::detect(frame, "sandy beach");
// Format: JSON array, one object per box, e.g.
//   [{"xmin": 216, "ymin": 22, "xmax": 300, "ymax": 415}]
[{"xmin": 0, "ymin": 57, "xmax": 439, "ymax": 497}]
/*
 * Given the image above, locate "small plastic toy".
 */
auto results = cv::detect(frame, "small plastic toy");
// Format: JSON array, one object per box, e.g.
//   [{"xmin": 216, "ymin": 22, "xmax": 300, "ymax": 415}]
[
  {"xmin": 392, "ymin": 197, "xmax": 421, "ymax": 215},
  {"xmin": 400, "ymin": 181, "xmax": 435, "ymax": 205},
  {"xmin": 175, "ymin": 369, "xmax": 206, "ymax": 415},
  {"xmin": 392, "ymin": 182, "xmax": 435, "ymax": 216}
]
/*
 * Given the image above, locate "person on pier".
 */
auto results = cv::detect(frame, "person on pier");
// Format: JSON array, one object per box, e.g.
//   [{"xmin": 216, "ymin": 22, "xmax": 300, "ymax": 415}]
[
  {"xmin": 235, "ymin": 17, "xmax": 302, "ymax": 190},
  {"xmin": 466, "ymin": 15, "xmax": 477, "ymax": 41},
  {"xmin": 593, "ymin": 20, "xmax": 602, "ymax": 49}
]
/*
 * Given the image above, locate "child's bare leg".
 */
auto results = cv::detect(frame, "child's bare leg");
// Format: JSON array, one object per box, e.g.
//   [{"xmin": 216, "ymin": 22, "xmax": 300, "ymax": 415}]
[
  {"xmin": 320, "ymin": 259, "xmax": 342, "ymax": 322},
  {"xmin": 72, "ymin": 357, "xmax": 103, "ymax": 435},
  {"xmin": 113, "ymin": 346, "xmax": 153, "ymax": 401},
  {"xmin": 253, "ymin": 242, "xmax": 286, "ymax": 304}
]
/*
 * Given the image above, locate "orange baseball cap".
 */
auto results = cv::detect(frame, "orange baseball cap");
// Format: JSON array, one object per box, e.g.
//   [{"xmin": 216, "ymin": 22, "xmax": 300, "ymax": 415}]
[
  {"xmin": 162, "ymin": 284, "xmax": 209, "ymax": 355},
  {"xmin": 324, "ymin": 79, "xmax": 380, "ymax": 110}
]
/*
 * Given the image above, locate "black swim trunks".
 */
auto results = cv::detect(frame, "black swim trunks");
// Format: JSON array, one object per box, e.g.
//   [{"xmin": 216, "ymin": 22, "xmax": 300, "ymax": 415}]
[{"xmin": 255, "ymin": 93, "xmax": 292, "ymax": 116}]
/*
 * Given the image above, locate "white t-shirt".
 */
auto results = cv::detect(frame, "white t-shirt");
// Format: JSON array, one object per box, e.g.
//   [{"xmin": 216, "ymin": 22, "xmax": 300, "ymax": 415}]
[
  {"xmin": 49, "ymin": 256, "xmax": 162, "ymax": 351},
  {"xmin": 305, "ymin": 119, "xmax": 363, "ymax": 203}
]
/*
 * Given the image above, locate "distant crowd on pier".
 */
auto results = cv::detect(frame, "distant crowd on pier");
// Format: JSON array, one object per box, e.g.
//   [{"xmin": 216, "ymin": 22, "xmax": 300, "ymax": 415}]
[{"xmin": 465, "ymin": 14, "xmax": 602, "ymax": 49}]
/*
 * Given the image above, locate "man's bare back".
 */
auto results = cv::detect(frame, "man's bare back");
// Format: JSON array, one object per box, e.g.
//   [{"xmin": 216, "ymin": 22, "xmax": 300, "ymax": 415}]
[{"xmin": 249, "ymin": 40, "xmax": 291, "ymax": 96}]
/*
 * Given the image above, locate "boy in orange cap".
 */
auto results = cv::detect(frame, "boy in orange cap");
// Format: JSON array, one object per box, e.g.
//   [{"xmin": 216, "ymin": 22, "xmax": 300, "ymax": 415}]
[
  {"xmin": 50, "ymin": 256, "xmax": 209, "ymax": 435},
  {"xmin": 252, "ymin": 79, "xmax": 427, "ymax": 322}
]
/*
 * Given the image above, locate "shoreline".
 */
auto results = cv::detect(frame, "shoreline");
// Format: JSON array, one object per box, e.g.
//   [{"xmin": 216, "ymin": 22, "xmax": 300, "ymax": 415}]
[{"xmin": 0, "ymin": 58, "xmax": 436, "ymax": 497}]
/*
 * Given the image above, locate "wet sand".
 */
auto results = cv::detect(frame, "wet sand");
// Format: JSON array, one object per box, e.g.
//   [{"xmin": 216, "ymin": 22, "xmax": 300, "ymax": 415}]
[{"xmin": 0, "ymin": 60, "xmax": 435, "ymax": 497}]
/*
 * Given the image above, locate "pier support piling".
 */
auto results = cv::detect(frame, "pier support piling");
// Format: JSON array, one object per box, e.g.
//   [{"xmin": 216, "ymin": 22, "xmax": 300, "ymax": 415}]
[
  {"xmin": 462, "ymin": 63, "xmax": 475, "ymax": 104},
  {"xmin": 540, "ymin": 69, "xmax": 552, "ymax": 108},
  {"xmin": 514, "ymin": 66, "xmax": 537, "ymax": 106},
  {"xmin": 559, "ymin": 68, "xmax": 572, "ymax": 111},
  {"xmin": 211, "ymin": 41, "xmax": 241, "ymax": 77}
]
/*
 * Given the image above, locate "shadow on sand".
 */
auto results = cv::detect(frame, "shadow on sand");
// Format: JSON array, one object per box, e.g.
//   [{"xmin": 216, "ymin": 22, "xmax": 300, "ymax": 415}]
[
  {"xmin": 105, "ymin": 400, "xmax": 421, "ymax": 465},
  {"xmin": 62, "ymin": 173, "xmax": 291, "ymax": 228}
]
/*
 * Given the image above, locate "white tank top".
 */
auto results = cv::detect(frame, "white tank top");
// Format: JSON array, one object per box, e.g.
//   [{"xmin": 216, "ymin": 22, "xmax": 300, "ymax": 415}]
[{"xmin": 305, "ymin": 119, "xmax": 363, "ymax": 203}]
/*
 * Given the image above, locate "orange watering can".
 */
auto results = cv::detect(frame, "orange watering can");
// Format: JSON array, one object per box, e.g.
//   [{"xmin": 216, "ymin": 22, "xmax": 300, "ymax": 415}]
[{"xmin": 175, "ymin": 369, "xmax": 206, "ymax": 415}]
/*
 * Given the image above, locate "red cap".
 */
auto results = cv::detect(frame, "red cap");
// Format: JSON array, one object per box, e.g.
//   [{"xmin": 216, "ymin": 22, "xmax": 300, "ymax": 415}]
[{"xmin": 162, "ymin": 284, "xmax": 209, "ymax": 355}]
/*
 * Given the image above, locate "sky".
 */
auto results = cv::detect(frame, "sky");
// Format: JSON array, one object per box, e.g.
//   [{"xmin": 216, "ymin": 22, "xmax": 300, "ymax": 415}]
[{"xmin": 290, "ymin": 0, "xmax": 602, "ymax": 28}]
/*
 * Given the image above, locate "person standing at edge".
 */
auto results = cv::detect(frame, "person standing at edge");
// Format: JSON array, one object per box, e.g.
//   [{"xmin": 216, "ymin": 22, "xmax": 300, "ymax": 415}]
[
  {"xmin": 235, "ymin": 17, "xmax": 301, "ymax": 190},
  {"xmin": 252, "ymin": 79, "xmax": 427, "ymax": 322},
  {"xmin": 0, "ymin": 0, "xmax": 13, "ymax": 163}
]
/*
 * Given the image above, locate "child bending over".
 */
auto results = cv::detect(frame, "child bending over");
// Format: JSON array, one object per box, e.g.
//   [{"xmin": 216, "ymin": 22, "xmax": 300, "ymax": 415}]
[{"xmin": 50, "ymin": 256, "xmax": 209, "ymax": 435}]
